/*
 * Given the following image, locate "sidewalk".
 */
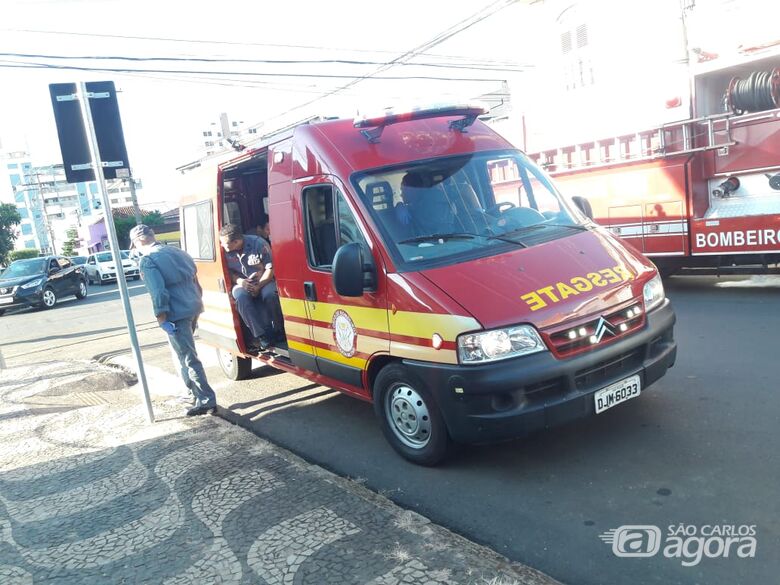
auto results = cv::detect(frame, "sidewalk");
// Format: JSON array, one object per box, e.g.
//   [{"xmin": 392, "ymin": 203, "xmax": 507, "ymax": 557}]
[{"xmin": 0, "ymin": 359, "xmax": 560, "ymax": 585}]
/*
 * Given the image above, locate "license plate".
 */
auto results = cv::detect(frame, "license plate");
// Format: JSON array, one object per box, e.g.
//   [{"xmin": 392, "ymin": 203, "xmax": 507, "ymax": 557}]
[
  {"xmin": 594, "ymin": 374, "xmax": 641, "ymax": 414},
  {"xmin": 0, "ymin": 297, "xmax": 13, "ymax": 304}
]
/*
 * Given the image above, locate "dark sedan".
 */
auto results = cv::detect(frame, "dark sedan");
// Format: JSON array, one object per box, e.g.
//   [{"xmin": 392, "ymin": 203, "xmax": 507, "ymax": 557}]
[{"xmin": 0, "ymin": 256, "xmax": 88, "ymax": 315}]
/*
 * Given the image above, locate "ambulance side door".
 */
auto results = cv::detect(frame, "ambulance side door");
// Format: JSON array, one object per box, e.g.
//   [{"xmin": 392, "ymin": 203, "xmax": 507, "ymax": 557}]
[{"xmin": 298, "ymin": 176, "xmax": 389, "ymax": 397}]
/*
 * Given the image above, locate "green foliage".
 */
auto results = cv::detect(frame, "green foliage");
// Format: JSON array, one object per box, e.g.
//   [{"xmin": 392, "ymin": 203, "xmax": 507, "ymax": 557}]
[
  {"xmin": 8, "ymin": 248, "xmax": 40, "ymax": 262},
  {"xmin": 112, "ymin": 210, "xmax": 164, "ymax": 249},
  {"xmin": 0, "ymin": 203, "xmax": 22, "ymax": 266},
  {"xmin": 61, "ymin": 227, "xmax": 79, "ymax": 257}
]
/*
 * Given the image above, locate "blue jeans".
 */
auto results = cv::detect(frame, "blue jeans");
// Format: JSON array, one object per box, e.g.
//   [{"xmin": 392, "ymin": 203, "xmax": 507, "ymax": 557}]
[
  {"xmin": 168, "ymin": 318, "xmax": 216, "ymax": 407},
  {"xmin": 232, "ymin": 282, "xmax": 283, "ymax": 339}
]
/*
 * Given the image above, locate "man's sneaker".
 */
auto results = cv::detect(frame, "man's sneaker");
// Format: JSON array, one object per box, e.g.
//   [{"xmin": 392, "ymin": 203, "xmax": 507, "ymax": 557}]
[
  {"xmin": 186, "ymin": 403, "xmax": 217, "ymax": 416},
  {"xmin": 177, "ymin": 395, "xmax": 196, "ymax": 405},
  {"xmin": 248, "ymin": 335, "xmax": 272, "ymax": 352}
]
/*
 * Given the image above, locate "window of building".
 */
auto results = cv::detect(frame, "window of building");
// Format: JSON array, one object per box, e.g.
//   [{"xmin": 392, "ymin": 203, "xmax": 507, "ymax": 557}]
[
  {"xmin": 182, "ymin": 201, "xmax": 214, "ymax": 261},
  {"xmin": 21, "ymin": 223, "xmax": 33, "ymax": 235},
  {"xmin": 204, "ymin": 140, "xmax": 214, "ymax": 147},
  {"xmin": 24, "ymin": 239, "xmax": 36, "ymax": 249},
  {"xmin": 203, "ymin": 131, "xmax": 213, "ymax": 137},
  {"xmin": 232, "ymin": 121, "xmax": 238, "ymax": 127},
  {"xmin": 248, "ymin": 128, "xmax": 258, "ymax": 134},
  {"xmin": 7, "ymin": 163, "xmax": 18, "ymax": 170},
  {"xmin": 17, "ymin": 207, "xmax": 28, "ymax": 219},
  {"xmin": 558, "ymin": 6, "xmax": 594, "ymax": 91},
  {"xmin": 302, "ymin": 184, "xmax": 366, "ymax": 269}
]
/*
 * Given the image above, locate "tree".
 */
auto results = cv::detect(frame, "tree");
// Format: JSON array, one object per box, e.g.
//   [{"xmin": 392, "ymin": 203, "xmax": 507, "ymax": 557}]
[
  {"xmin": 112, "ymin": 210, "xmax": 164, "ymax": 249},
  {"xmin": 8, "ymin": 249, "xmax": 39, "ymax": 262},
  {"xmin": 61, "ymin": 227, "xmax": 79, "ymax": 257},
  {"xmin": 0, "ymin": 203, "xmax": 22, "ymax": 266}
]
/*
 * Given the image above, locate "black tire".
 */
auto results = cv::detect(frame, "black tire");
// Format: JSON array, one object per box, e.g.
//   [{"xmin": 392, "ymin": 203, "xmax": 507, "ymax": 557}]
[
  {"xmin": 216, "ymin": 347, "xmax": 252, "ymax": 381},
  {"xmin": 0, "ymin": 309, "xmax": 5, "ymax": 317},
  {"xmin": 41, "ymin": 287, "xmax": 57, "ymax": 309},
  {"xmin": 373, "ymin": 363, "xmax": 451, "ymax": 466},
  {"xmin": 75, "ymin": 279, "xmax": 88, "ymax": 299}
]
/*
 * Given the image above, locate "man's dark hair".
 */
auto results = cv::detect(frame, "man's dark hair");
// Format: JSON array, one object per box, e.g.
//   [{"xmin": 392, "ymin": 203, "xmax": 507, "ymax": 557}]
[{"xmin": 219, "ymin": 224, "xmax": 243, "ymax": 241}]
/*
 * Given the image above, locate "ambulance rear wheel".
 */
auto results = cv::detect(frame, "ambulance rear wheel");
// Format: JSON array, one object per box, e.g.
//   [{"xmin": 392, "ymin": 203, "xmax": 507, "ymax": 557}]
[
  {"xmin": 217, "ymin": 348, "xmax": 252, "ymax": 381},
  {"xmin": 374, "ymin": 363, "xmax": 450, "ymax": 466}
]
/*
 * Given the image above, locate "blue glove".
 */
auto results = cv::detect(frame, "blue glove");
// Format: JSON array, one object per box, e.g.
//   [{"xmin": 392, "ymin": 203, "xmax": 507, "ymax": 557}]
[
  {"xmin": 395, "ymin": 203, "xmax": 411, "ymax": 225},
  {"xmin": 160, "ymin": 321, "xmax": 177, "ymax": 335}
]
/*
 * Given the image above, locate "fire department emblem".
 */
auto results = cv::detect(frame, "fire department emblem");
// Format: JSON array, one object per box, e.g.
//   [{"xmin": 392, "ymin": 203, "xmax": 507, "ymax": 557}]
[{"xmin": 332, "ymin": 310, "xmax": 357, "ymax": 357}]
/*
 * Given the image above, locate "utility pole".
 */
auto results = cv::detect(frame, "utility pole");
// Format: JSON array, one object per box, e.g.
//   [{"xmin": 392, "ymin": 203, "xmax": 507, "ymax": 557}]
[{"xmin": 127, "ymin": 173, "xmax": 143, "ymax": 225}]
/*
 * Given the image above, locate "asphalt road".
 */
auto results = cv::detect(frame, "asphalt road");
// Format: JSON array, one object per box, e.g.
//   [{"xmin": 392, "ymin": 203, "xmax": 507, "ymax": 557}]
[{"xmin": 1, "ymin": 276, "xmax": 778, "ymax": 585}]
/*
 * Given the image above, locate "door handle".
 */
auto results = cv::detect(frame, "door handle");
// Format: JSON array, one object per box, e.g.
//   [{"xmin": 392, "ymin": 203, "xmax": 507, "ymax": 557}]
[
  {"xmin": 304, "ymin": 281, "xmax": 317, "ymax": 301},
  {"xmin": 217, "ymin": 277, "xmax": 226, "ymax": 293}
]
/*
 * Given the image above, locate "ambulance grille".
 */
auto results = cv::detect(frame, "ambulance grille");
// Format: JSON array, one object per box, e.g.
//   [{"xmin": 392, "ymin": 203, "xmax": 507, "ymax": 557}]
[{"xmin": 544, "ymin": 302, "xmax": 645, "ymax": 358}]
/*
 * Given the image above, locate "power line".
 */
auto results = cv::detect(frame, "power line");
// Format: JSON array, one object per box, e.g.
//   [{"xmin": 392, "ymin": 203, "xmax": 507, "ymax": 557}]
[
  {"xmin": 0, "ymin": 51, "xmax": 529, "ymax": 73},
  {"xmin": 261, "ymin": 0, "xmax": 520, "ymax": 126},
  {"xmin": 0, "ymin": 59, "xmax": 505, "ymax": 82},
  {"xmin": 1, "ymin": 27, "xmax": 522, "ymax": 66}
]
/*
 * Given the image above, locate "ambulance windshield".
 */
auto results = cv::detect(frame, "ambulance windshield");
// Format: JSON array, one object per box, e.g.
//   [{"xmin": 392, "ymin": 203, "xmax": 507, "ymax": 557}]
[{"xmin": 352, "ymin": 150, "xmax": 588, "ymax": 270}]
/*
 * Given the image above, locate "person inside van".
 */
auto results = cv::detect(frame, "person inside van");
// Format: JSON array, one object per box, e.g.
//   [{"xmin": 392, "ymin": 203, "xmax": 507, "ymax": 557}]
[
  {"xmin": 218, "ymin": 224, "xmax": 284, "ymax": 351},
  {"xmin": 255, "ymin": 215, "xmax": 271, "ymax": 244},
  {"xmin": 394, "ymin": 171, "xmax": 458, "ymax": 237}
]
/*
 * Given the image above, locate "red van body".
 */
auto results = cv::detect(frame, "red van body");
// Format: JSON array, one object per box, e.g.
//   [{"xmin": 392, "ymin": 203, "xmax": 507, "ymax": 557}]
[{"xmin": 179, "ymin": 106, "xmax": 677, "ymax": 465}]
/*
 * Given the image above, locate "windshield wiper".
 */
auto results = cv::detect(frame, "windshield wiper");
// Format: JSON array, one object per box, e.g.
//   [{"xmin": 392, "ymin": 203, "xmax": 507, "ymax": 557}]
[
  {"xmin": 496, "ymin": 223, "xmax": 589, "ymax": 239},
  {"xmin": 398, "ymin": 232, "xmax": 480, "ymax": 245}
]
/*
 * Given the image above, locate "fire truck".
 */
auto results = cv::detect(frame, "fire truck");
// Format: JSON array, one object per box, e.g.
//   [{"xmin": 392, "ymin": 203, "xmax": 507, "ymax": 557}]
[{"xmin": 526, "ymin": 5, "xmax": 780, "ymax": 276}]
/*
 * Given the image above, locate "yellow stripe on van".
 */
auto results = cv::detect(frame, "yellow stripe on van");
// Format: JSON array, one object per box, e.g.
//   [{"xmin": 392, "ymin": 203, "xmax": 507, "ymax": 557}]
[
  {"xmin": 314, "ymin": 346, "xmax": 368, "ymax": 369},
  {"xmin": 390, "ymin": 341, "xmax": 459, "ymax": 365},
  {"xmin": 288, "ymin": 339, "xmax": 317, "ymax": 356},
  {"xmin": 390, "ymin": 312, "xmax": 480, "ymax": 341},
  {"xmin": 307, "ymin": 302, "xmax": 388, "ymax": 333},
  {"xmin": 280, "ymin": 296, "xmax": 308, "ymax": 319}
]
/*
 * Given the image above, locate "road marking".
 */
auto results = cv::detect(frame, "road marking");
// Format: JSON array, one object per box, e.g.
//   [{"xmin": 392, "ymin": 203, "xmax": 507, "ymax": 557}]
[{"xmin": 86, "ymin": 284, "xmax": 146, "ymax": 298}]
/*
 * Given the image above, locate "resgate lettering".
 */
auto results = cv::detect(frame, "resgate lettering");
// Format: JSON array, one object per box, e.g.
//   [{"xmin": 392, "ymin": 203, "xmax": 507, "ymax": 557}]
[{"xmin": 521, "ymin": 265, "xmax": 634, "ymax": 311}]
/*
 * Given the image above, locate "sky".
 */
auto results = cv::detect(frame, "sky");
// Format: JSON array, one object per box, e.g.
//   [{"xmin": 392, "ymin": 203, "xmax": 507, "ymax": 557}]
[{"xmin": 0, "ymin": 0, "xmax": 537, "ymax": 210}]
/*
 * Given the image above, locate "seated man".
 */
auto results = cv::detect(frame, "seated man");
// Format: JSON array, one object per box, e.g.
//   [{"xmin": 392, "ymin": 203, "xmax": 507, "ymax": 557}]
[
  {"xmin": 219, "ymin": 224, "xmax": 284, "ymax": 351},
  {"xmin": 393, "ymin": 172, "xmax": 458, "ymax": 237}
]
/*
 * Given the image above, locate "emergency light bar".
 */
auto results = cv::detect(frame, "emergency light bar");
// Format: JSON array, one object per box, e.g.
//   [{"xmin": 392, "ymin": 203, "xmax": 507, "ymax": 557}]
[{"xmin": 354, "ymin": 103, "xmax": 487, "ymax": 143}]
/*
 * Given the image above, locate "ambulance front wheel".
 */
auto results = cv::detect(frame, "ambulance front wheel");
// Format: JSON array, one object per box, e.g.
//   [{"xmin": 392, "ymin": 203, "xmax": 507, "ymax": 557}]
[
  {"xmin": 374, "ymin": 363, "xmax": 451, "ymax": 466},
  {"xmin": 217, "ymin": 348, "xmax": 252, "ymax": 381}
]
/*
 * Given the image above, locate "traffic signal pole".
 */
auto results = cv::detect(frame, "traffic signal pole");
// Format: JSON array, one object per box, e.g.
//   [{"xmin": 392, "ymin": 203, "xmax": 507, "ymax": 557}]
[{"xmin": 76, "ymin": 82, "xmax": 155, "ymax": 424}]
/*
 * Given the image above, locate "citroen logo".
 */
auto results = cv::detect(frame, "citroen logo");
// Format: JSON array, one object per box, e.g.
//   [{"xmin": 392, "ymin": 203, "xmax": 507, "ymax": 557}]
[{"xmin": 593, "ymin": 317, "xmax": 616, "ymax": 343}]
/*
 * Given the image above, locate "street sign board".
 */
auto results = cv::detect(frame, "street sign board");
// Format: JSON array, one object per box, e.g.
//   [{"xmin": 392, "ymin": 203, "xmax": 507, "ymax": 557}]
[{"xmin": 49, "ymin": 81, "xmax": 131, "ymax": 184}]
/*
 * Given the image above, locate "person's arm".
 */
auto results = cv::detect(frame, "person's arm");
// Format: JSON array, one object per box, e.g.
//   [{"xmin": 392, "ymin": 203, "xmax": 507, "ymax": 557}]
[{"xmin": 140, "ymin": 258, "xmax": 171, "ymax": 322}]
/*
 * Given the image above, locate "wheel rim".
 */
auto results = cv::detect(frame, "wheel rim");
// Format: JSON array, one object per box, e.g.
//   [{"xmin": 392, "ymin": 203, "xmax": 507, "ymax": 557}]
[
  {"xmin": 79, "ymin": 282, "xmax": 87, "ymax": 296},
  {"xmin": 43, "ymin": 289, "xmax": 56, "ymax": 307},
  {"xmin": 385, "ymin": 383, "xmax": 432, "ymax": 449},
  {"xmin": 217, "ymin": 349, "xmax": 235, "ymax": 373}
]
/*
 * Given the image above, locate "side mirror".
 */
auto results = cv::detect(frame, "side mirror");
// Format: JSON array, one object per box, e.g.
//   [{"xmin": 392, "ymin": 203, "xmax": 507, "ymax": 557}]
[
  {"xmin": 332, "ymin": 242, "xmax": 376, "ymax": 297},
  {"xmin": 571, "ymin": 196, "xmax": 594, "ymax": 220}
]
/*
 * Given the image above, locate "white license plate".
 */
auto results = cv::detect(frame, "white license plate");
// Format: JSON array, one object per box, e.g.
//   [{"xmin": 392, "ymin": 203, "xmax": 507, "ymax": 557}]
[
  {"xmin": 0, "ymin": 297, "xmax": 13, "ymax": 304},
  {"xmin": 594, "ymin": 374, "xmax": 641, "ymax": 414}
]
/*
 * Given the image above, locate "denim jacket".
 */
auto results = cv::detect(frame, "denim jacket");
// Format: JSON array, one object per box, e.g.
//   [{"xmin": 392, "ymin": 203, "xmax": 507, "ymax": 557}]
[{"xmin": 139, "ymin": 244, "xmax": 203, "ymax": 321}]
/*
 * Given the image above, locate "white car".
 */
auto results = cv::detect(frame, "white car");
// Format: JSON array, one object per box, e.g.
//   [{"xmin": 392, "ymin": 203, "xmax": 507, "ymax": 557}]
[{"xmin": 85, "ymin": 251, "xmax": 140, "ymax": 285}]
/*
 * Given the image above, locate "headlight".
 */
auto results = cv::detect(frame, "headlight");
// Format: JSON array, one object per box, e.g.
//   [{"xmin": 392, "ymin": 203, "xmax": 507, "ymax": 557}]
[
  {"xmin": 458, "ymin": 325, "xmax": 546, "ymax": 364},
  {"xmin": 21, "ymin": 278, "xmax": 44, "ymax": 289},
  {"xmin": 643, "ymin": 274, "xmax": 665, "ymax": 311}
]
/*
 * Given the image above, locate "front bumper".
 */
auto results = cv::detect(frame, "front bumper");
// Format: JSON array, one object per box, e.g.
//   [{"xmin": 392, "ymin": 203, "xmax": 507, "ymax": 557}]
[
  {"xmin": 99, "ymin": 268, "xmax": 139, "ymax": 281},
  {"xmin": 403, "ymin": 300, "xmax": 677, "ymax": 444},
  {"xmin": 0, "ymin": 286, "xmax": 44, "ymax": 309}
]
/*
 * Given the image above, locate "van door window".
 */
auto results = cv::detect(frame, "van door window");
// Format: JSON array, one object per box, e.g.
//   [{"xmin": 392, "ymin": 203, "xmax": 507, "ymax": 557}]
[
  {"xmin": 182, "ymin": 201, "xmax": 215, "ymax": 260},
  {"xmin": 303, "ymin": 184, "xmax": 366, "ymax": 269}
]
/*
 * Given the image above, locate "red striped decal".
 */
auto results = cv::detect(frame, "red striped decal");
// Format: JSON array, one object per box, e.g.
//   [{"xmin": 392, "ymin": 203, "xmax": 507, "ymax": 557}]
[{"xmin": 390, "ymin": 332, "xmax": 457, "ymax": 351}]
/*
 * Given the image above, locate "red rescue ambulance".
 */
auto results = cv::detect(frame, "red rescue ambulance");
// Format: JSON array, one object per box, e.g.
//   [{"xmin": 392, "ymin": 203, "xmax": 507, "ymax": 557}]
[{"xmin": 178, "ymin": 105, "xmax": 677, "ymax": 465}]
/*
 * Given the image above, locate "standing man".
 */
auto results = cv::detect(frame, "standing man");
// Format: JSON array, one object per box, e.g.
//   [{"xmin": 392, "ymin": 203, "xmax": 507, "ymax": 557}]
[{"xmin": 130, "ymin": 224, "xmax": 217, "ymax": 416}]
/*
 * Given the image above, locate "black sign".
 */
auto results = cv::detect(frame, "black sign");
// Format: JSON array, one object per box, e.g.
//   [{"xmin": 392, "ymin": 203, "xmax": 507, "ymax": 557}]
[{"xmin": 49, "ymin": 81, "xmax": 131, "ymax": 184}]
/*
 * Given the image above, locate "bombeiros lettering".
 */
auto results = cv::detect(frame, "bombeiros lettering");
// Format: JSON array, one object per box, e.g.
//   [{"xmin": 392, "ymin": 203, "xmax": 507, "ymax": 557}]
[
  {"xmin": 521, "ymin": 265, "xmax": 634, "ymax": 311},
  {"xmin": 695, "ymin": 229, "xmax": 780, "ymax": 249}
]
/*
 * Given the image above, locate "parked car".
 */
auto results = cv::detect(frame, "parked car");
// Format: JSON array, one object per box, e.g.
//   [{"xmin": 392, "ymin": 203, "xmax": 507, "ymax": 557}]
[
  {"xmin": 69, "ymin": 256, "xmax": 88, "ymax": 266},
  {"xmin": 0, "ymin": 256, "xmax": 88, "ymax": 315},
  {"xmin": 85, "ymin": 250, "xmax": 140, "ymax": 285}
]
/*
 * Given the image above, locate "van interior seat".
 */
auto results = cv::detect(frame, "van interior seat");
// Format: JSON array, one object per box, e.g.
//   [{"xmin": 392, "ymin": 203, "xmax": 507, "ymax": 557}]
[
  {"xmin": 408, "ymin": 184, "xmax": 458, "ymax": 234},
  {"xmin": 365, "ymin": 180, "xmax": 410, "ymax": 241}
]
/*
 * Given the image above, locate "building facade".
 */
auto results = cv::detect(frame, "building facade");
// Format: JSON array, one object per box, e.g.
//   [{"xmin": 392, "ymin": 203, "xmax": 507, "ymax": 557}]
[{"xmin": 1, "ymin": 151, "xmax": 140, "ymax": 254}]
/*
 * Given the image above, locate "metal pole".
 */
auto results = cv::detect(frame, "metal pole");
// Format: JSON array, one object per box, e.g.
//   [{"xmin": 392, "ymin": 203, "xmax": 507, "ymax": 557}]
[
  {"xmin": 126, "ymin": 173, "xmax": 143, "ymax": 225},
  {"xmin": 77, "ymin": 82, "xmax": 155, "ymax": 424}
]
